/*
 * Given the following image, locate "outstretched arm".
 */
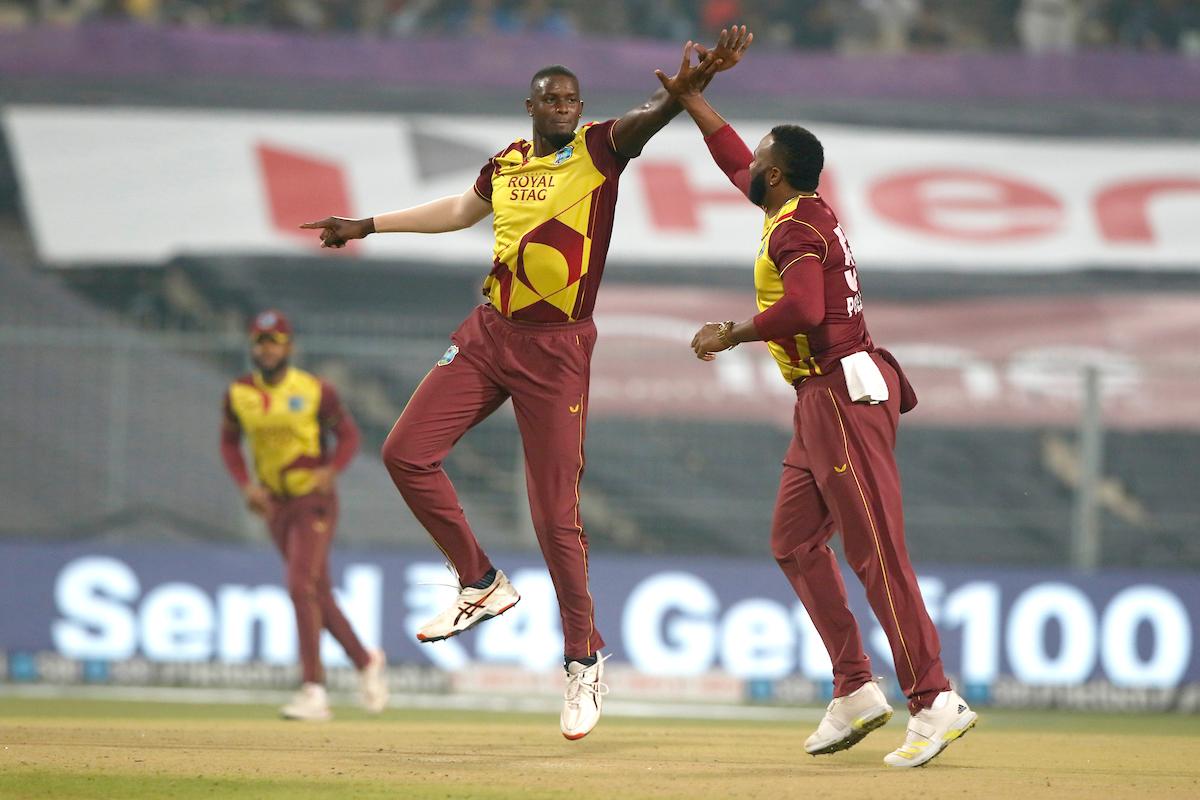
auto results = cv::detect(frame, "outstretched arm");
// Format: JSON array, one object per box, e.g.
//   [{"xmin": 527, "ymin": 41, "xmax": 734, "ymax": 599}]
[
  {"xmin": 611, "ymin": 26, "xmax": 752, "ymax": 159},
  {"xmin": 655, "ymin": 38, "xmax": 755, "ymax": 196},
  {"xmin": 300, "ymin": 186, "xmax": 492, "ymax": 248}
]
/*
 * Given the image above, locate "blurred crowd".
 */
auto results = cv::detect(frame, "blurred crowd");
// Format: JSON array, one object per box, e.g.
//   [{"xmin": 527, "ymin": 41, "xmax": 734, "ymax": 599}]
[{"xmin": 3, "ymin": 0, "xmax": 1198, "ymax": 54}]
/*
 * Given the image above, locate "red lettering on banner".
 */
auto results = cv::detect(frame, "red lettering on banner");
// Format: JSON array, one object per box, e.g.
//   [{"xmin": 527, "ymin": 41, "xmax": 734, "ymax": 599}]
[
  {"xmin": 640, "ymin": 161, "xmax": 743, "ymax": 230},
  {"xmin": 640, "ymin": 161, "xmax": 844, "ymax": 231},
  {"xmin": 870, "ymin": 169, "xmax": 1061, "ymax": 241},
  {"xmin": 1094, "ymin": 178, "xmax": 1200, "ymax": 243},
  {"xmin": 256, "ymin": 143, "xmax": 355, "ymax": 252}
]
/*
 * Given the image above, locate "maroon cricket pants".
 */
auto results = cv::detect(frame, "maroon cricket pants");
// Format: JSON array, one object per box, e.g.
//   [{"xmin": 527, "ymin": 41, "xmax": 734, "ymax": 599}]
[
  {"xmin": 772, "ymin": 351, "xmax": 949, "ymax": 714},
  {"xmin": 268, "ymin": 491, "xmax": 370, "ymax": 684},
  {"xmin": 381, "ymin": 304, "xmax": 603, "ymax": 660}
]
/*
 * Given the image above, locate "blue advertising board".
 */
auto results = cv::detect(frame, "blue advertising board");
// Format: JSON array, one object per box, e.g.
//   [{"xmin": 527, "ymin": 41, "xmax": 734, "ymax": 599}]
[{"xmin": 1, "ymin": 542, "xmax": 1196, "ymax": 698}]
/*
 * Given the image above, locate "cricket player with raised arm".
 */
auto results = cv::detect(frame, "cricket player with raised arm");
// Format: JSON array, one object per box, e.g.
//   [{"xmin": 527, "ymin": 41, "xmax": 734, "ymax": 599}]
[
  {"xmin": 654, "ymin": 44, "xmax": 978, "ymax": 767},
  {"xmin": 221, "ymin": 310, "xmax": 388, "ymax": 721},
  {"xmin": 300, "ymin": 28, "xmax": 751, "ymax": 739}
]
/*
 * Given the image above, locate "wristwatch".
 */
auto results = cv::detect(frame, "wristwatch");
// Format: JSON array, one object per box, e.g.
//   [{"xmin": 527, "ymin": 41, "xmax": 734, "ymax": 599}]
[{"xmin": 716, "ymin": 321, "xmax": 738, "ymax": 349}]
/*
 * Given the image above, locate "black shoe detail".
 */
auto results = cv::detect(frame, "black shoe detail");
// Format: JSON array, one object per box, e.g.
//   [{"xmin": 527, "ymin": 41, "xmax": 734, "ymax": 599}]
[
  {"xmin": 416, "ymin": 596, "xmax": 519, "ymax": 643},
  {"xmin": 808, "ymin": 710, "xmax": 893, "ymax": 756},
  {"xmin": 468, "ymin": 568, "xmax": 497, "ymax": 590},
  {"xmin": 565, "ymin": 655, "xmax": 598, "ymax": 670}
]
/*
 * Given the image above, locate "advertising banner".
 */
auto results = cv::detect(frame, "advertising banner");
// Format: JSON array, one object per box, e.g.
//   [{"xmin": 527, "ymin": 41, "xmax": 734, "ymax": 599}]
[
  {"xmin": 2, "ymin": 542, "xmax": 1196, "ymax": 707},
  {"xmin": 589, "ymin": 288, "xmax": 1200, "ymax": 430},
  {"xmin": 6, "ymin": 106, "xmax": 1199, "ymax": 270}
]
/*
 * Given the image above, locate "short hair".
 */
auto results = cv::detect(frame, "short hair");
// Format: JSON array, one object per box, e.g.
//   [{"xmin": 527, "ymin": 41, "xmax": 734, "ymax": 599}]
[
  {"xmin": 529, "ymin": 64, "xmax": 578, "ymax": 94},
  {"xmin": 769, "ymin": 125, "xmax": 823, "ymax": 192}
]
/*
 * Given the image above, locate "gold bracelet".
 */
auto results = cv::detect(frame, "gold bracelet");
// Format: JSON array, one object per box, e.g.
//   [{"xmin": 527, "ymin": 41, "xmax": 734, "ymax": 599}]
[{"xmin": 716, "ymin": 321, "xmax": 738, "ymax": 349}]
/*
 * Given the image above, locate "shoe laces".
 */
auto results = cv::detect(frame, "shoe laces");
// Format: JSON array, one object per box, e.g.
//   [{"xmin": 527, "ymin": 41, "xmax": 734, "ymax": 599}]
[
  {"xmin": 413, "ymin": 561, "xmax": 464, "ymax": 591},
  {"xmin": 565, "ymin": 654, "xmax": 611, "ymax": 704}
]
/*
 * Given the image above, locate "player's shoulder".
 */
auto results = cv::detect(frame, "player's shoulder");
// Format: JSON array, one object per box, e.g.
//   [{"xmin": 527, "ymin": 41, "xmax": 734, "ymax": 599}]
[
  {"xmin": 226, "ymin": 375, "xmax": 258, "ymax": 415},
  {"xmin": 580, "ymin": 118, "xmax": 617, "ymax": 144},
  {"xmin": 782, "ymin": 197, "xmax": 837, "ymax": 238},
  {"xmin": 287, "ymin": 367, "xmax": 322, "ymax": 389},
  {"xmin": 491, "ymin": 138, "xmax": 533, "ymax": 165}
]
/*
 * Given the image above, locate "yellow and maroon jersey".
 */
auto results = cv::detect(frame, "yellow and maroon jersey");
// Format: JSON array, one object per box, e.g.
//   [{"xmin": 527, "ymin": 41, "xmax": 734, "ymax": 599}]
[
  {"xmin": 755, "ymin": 194, "xmax": 873, "ymax": 383},
  {"xmin": 223, "ymin": 368, "xmax": 349, "ymax": 497},
  {"xmin": 473, "ymin": 119, "xmax": 628, "ymax": 323}
]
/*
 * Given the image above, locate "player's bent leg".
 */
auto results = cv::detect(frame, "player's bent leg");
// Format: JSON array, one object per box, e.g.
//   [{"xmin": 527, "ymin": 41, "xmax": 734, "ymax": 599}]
[
  {"xmin": 561, "ymin": 653, "xmax": 609, "ymax": 740},
  {"xmin": 415, "ymin": 568, "xmax": 520, "ymax": 643},
  {"xmin": 772, "ymin": 434, "xmax": 873, "ymax": 699},
  {"xmin": 801, "ymin": 384, "xmax": 949, "ymax": 713},
  {"xmin": 884, "ymin": 689, "xmax": 978, "ymax": 768},
  {"xmin": 381, "ymin": 348, "xmax": 509, "ymax": 590},
  {"xmin": 805, "ymin": 679, "xmax": 894, "ymax": 755}
]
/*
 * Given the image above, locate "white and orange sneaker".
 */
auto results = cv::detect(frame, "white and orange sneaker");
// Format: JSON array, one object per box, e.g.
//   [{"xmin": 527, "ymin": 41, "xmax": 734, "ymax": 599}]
[
  {"xmin": 359, "ymin": 648, "xmax": 388, "ymax": 714},
  {"xmin": 884, "ymin": 689, "xmax": 977, "ymax": 768},
  {"xmin": 805, "ymin": 679, "xmax": 894, "ymax": 755},
  {"xmin": 280, "ymin": 682, "xmax": 332, "ymax": 721},
  {"xmin": 416, "ymin": 570, "xmax": 520, "ymax": 643},
  {"xmin": 561, "ymin": 653, "xmax": 610, "ymax": 740}
]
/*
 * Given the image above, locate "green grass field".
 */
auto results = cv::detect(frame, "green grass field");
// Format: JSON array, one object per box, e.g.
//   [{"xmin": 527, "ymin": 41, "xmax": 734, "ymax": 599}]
[{"xmin": 2, "ymin": 697, "xmax": 1199, "ymax": 799}]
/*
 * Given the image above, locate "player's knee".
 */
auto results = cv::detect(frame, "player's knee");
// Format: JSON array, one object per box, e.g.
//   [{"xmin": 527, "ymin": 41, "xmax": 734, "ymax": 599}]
[
  {"xmin": 287, "ymin": 573, "xmax": 318, "ymax": 601},
  {"xmin": 380, "ymin": 428, "xmax": 426, "ymax": 475}
]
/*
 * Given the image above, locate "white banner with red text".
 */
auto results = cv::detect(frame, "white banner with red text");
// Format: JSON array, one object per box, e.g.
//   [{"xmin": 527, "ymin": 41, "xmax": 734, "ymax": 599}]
[{"xmin": 5, "ymin": 106, "xmax": 1199, "ymax": 269}]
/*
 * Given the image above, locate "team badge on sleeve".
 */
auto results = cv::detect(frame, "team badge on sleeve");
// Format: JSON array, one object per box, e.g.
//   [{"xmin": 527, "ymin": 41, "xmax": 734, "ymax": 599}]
[{"xmin": 437, "ymin": 344, "xmax": 460, "ymax": 367}]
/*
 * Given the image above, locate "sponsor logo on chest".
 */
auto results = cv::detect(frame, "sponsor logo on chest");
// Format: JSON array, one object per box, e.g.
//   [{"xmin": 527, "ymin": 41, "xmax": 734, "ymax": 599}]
[{"xmin": 506, "ymin": 172, "xmax": 558, "ymax": 202}]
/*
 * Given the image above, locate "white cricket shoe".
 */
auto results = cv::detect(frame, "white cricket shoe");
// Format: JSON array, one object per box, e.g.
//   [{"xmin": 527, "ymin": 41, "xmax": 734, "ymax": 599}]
[
  {"xmin": 359, "ymin": 648, "xmax": 388, "ymax": 714},
  {"xmin": 280, "ymin": 682, "xmax": 332, "ymax": 721},
  {"xmin": 561, "ymin": 653, "xmax": 610, "ymax": 741},
  {"xmin": 884, "ymin": 689, "xmax": 977, "ymax": 768},
  {"xmin": 416, "ymin": 569, "xmax": 520, "ymax": 643},
  {"xmin": 804, "ymin": 679, "xmax": 894, "ymax": 755}
]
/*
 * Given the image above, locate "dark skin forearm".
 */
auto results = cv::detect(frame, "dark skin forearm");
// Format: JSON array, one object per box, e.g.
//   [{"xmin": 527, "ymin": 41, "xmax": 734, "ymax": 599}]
[{"xmin": 610, "ymin": 86, "xmax": 691, "ymax": 159}]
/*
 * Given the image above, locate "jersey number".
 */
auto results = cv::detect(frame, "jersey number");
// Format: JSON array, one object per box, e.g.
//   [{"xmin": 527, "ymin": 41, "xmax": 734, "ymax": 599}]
[
  {"xmin": 833, "ymin": 224, "xmax": 856, "ymax": 268},
  {"xmin": 834, "ymin": 225, "xmax": 863, "ymax": 317}
]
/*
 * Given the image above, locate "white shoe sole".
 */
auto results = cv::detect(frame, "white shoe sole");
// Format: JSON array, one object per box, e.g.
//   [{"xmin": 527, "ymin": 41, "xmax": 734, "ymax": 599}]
[
  {"xmin": 416, "ymin": 595, "xmax": 520, "ymax": 643},
  {"xmin": 280, "ymin": 709, "xmax": 332, "ymax": 722},
  {"xmin": 806, "ymin": 705, "xmax": 894, "ymax": 756},
  {"xmin": 563, "ymin": 725, "xmax": 596, "ymax": 741},
  {"xmin": 886, "ymin": 710, "xmax": 978, "ymax": 768}
]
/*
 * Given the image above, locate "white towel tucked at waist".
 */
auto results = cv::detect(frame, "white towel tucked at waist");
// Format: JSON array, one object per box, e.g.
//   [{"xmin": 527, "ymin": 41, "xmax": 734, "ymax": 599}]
[{"xmin": 841, "ymin": 351, "xmax": 889, "ymax": 404}]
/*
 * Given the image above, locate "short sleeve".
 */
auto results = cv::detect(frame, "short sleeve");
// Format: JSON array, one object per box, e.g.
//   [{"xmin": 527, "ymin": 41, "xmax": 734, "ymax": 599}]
[
  {"xmin": 583, "ymin": 119, "xmax": 630, "ymax": 179},
  {"xmin": 768, "ymin": 218, "xmax": 828, "ymax": 275},
  {"xmin": 473, "ymin": 158, "xmax": 496, "ymax": 203}
]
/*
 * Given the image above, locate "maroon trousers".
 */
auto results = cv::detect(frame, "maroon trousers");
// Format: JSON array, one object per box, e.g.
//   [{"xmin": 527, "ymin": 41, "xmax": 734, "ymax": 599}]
[
  {"xmin": 772, "ymin": 352, "xmax": 948, "ymax": 714},
  {"xmin": 382, "ymin": 305, "xmax": 603, "ymax": 660},
  {"xmin": 268, "ymin": 492, "xmax": 370, "ymax": 684}
]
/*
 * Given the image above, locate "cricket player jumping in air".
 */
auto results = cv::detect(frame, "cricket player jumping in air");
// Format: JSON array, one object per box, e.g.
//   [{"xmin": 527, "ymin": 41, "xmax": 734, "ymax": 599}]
[
  {"xmin": 655, "ymin": 41, "xmax": 978, "ymax": 767},
  {"xmin": 301, "ymin": 28, "xmax": 752, "ymax": 740}
]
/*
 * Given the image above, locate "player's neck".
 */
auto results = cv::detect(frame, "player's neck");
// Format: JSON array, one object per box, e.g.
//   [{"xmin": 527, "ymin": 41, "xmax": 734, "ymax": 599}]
[
  {"xmin": 763, "ymin": 187, "xmax": 813, "ymax": 218},
  {"xmin": 257, "ymin": 365, "xmax": 289, "ymax": 386},
  {"xmin": 531, "ymin": 131, "xmax": 572, "ymax": 158}
]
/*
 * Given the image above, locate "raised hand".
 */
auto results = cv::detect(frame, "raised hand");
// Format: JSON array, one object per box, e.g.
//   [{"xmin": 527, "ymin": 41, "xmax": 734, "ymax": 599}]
[
  {"xmin": 654, "ymin": 41, "xmax": 723, "ymax": 99},
  {"xmin": 299, "ymin": 216, "xmax": 373, "ymax": 249},
  {"xmin": 695, "ymin": 25, "xmax": 753, "ymax": 73}
]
